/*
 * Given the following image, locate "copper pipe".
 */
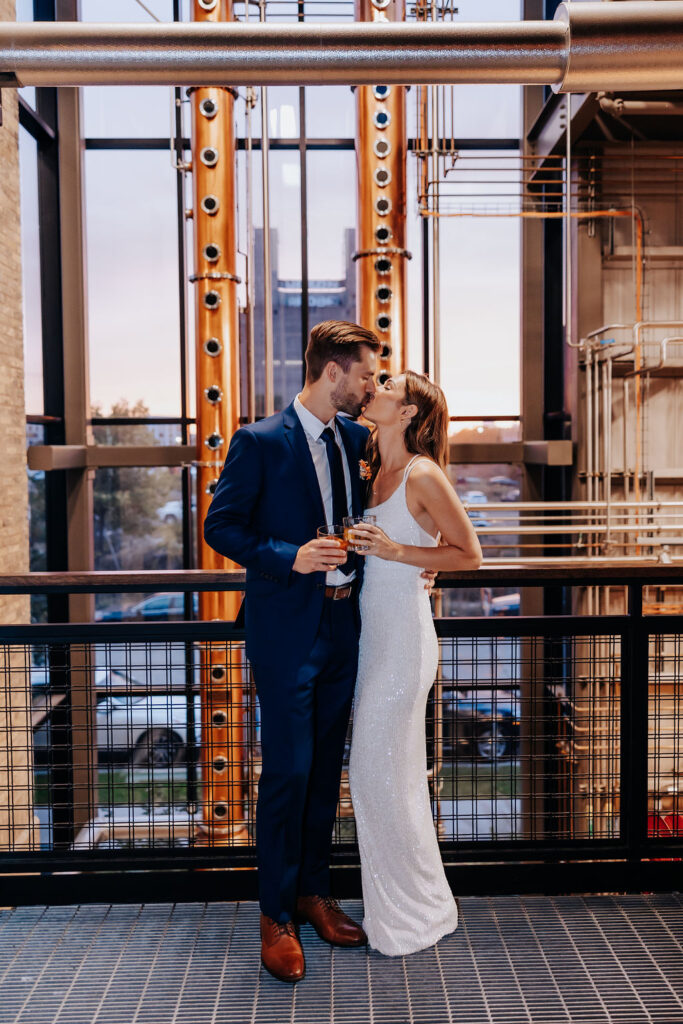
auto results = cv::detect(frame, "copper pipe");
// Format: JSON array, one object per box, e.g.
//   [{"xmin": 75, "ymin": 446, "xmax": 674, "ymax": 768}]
[
  {"xmin": 190, "ymin": 0, "xmax": 245, "ymax": 844},
  {"xmin": 354, "ymin": 0, "xmax": 408, "ymax": 384}
]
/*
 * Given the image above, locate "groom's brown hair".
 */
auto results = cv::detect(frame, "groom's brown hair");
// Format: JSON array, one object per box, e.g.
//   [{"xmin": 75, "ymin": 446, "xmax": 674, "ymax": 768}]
[{"xmin": 304, "ymin": 320, "xmax": 380, "ymax": 383}]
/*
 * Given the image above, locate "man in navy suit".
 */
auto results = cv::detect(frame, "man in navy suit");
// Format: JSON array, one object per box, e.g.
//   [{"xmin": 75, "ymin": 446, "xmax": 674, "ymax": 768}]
[{"xmin": 204, "ymin": 320, "xmax": 380, "ymax": 982}]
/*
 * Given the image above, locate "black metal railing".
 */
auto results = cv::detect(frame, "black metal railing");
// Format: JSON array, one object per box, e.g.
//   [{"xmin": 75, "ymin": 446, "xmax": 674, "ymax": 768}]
[{"xmin": 0, "ymin": 566, "xmax": 681, "ymax": 903}]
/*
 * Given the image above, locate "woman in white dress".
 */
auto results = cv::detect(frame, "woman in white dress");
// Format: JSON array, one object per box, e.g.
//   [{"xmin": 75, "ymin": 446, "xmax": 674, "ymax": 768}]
[{"xmin": 348, "ymin": 370, "xmax": 482, "ymax": 957}]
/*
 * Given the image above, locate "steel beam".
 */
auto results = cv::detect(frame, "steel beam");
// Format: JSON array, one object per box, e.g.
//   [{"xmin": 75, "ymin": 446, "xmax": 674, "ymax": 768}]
[{"xmin": 0, "ymin": 5, "xmax": 682, "ymax": 91}]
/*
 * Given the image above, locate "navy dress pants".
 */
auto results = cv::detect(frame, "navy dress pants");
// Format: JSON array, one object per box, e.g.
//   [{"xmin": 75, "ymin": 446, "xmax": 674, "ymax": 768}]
[{"xmin": 251, "ymin": 596, "xmax": 359, "ymax": 924}]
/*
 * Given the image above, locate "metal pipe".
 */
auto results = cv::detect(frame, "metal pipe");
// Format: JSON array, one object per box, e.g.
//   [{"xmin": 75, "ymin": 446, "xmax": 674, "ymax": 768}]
[
  {"xmin": 245, "ymin": 87, "xmax": 256, "ymax": 424},
  {"xmin": 564, "ymin": 93, "xmax": 572, "ymax": 349},
  {"xmin": 555, "ymin": 1, "xmax": 683, "ymax": 93},
  {"xmin": 460, "ymin": 499, "xmax": 683, "ymax": 511},
  {"xmin": 625, "ymin": 329, "xmax": 683, "ymax": 377},
  {"xmin": 603, "ymin": 358, "xmax": 612, "ymax": 551},
  {"xmin": 598, "ymin": 93, "xmax": 683, "ymax": 118},
  {"xmin": 259, "ymin": 3, "xmax": 274, "ymax": 419},
  {"xmin": 585, "ymin": 346, "xmax": 593, "ymax": 505},
  {"xmin": 431, "ymin": 68, "xmax": 441, "ymax": 387},
  {"xmin": 623, "ymin": 377, "xmax": 629, "ymax": 505},
  {"xmin": 0, "ymin": 20, "xmax": 566, "ymax": 86},
  {"xmin": 473, "ymin": 523, "xmax": 683, "ymax": 535},
  {"xmin": 3, "ymin": 4, "xmax": 683, "ymax": 91}
]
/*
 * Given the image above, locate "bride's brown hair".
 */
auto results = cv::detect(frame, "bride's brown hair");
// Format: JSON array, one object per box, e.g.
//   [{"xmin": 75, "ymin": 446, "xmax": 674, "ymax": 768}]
[{"xmin": 364, "ymin": 370, "xmax": 449, "ymax": 499}]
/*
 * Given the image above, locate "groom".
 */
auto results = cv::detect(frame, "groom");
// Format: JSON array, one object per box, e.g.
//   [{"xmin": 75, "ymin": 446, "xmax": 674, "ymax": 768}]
[{"xmin": 204, "ymin": 320, "xmax": 380, "ymax": 982}]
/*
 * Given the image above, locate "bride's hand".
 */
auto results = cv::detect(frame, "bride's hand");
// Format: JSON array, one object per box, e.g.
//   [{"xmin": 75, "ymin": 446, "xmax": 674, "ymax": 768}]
[
  {"xmin": 351, "ymin": 523, "xmax": 402, "ymax": 561},
  {"xmin": 421, "ymin": 569, "xmax": 437, "ymax": 593}
]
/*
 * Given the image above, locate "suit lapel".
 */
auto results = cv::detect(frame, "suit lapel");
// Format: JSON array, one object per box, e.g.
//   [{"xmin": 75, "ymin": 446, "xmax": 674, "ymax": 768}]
[
  {"xmin": 283, "ymin": 401, "xmax": 326, "ymax": 525},
  {"xmin": 337, "ymin": 417, "xmax": 363, "ymax": 517}
]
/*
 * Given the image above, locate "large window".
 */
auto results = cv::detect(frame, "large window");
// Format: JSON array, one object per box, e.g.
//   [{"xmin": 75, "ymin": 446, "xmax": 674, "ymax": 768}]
[
  {"xmin": 84, "ymin": 150, "xmax": 182, "ymax": 418},
  {"xmin": 19, "ymin": 130, "xmax": 43, "ymax": 416},
  {"xmin": 19, "ymin": 0, "xmax": 526, "ymax": 615}
]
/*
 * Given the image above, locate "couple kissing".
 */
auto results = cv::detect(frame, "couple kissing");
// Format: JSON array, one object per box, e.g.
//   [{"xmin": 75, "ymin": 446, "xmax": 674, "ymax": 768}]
[{"xmin": 204, "ymin": 319, "xmax": 482, "ymax": 982}]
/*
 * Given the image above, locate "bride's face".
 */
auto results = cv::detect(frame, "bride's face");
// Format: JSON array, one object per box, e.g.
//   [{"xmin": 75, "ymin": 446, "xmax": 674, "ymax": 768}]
[{"xmin": 362, "ymin": 375, "xmax": 408, "ymax": 426}]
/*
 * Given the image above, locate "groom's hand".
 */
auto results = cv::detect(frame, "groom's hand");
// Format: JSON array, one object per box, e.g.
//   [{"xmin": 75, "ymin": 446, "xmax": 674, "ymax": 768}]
[
  {"xmin": 421, "ymin": 569, "xmax": 438, "ymax": 593},
  {"xmin": 293, "ymin": 539, "xmax": 348, "ymax": 575}
]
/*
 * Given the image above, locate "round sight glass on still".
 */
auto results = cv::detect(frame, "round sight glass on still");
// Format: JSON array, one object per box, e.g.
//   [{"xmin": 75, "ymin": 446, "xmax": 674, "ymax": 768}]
[{"xmin": 343, "ymin": 514, "xmax": 376, "ymax": 552}]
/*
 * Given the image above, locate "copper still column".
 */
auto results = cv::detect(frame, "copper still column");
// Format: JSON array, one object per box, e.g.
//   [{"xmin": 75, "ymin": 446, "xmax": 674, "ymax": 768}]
[
  {"xmin": 354, "ymin": 0, "xmax": 409, "ymax": 382},
  {"xmin": 190, "ymin": 0, "xmax": 246, "ymax": 844}
]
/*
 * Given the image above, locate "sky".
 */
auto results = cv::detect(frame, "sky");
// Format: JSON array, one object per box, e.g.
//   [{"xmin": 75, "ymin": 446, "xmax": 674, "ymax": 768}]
[{"xmin": 19, "ymin": 0, "xmax": 523, "ymax": 420}]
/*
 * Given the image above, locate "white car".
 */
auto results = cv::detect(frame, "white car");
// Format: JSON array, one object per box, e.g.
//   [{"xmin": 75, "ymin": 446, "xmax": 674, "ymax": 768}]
[
  {"xmin": 96, "ymin": 693, "xmax": 201, "ymax": 768},
  {"xmin": 157, "ymin": 499, "xmax": 183, "ymax": 524},
  {"xmin": 462, "ymin": 489, "xmax": 488, "ymax": 505}
]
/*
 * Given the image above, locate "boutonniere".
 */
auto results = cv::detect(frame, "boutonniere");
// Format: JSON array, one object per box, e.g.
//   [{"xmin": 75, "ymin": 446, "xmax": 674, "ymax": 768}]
[{"xmin": 359, "ymin": 459, "xmax": 371, "ymax": 481}]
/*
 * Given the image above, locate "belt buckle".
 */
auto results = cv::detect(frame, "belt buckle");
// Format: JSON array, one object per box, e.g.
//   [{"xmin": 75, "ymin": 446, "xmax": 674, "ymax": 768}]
[{"xmin": 333, "ymin": 585, "xmax": 348, "ymax": 600}]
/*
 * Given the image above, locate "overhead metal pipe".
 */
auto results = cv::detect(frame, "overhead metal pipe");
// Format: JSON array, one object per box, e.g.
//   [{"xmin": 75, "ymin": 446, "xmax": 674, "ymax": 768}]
[{"xmin": 2, "ymin": 4, "xmax": 683, "ymax": 91}]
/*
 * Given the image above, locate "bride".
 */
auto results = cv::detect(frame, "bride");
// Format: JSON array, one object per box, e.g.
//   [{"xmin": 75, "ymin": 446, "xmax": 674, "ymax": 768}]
[{"xmin": 349, "ymin": 370, "xmax": 482, "ymax": 957}]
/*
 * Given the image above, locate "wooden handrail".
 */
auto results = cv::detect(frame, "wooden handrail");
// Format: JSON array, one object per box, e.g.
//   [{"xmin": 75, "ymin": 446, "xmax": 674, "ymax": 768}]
[{"xmin": 0, "ymin": 561, "xmax": 681, "ymax": 593}]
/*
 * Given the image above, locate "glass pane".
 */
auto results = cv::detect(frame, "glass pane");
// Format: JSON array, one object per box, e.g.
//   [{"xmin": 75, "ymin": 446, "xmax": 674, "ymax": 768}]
[
  {"xmin": 80, "ymin": 0, "xmax": 173, "ymax": 20},
  {"xmin": 84, "ymin": 150, "xmax": 181, "ymax": 417},
  {"xmin": 306, "ymin": 149, "xmax": 356, "ymax": 329},
  {"xmin": 240, "ymin": 149, "xmax": 303, "ymax": 412},
  {"xmin": 19, "ymin": 129, "xmax": 43, "ymax": 415},
  {"xmin": 305, "ymin": 87, "xmax": 355, "ymax": 139},
  {"xmin": 82, "ymin": 87, "xmax": 174, "ymax": 139},
  {"xmin": 437, "ymin": 150, "xmax": 521, "ymax": 417},
  {"xmin": 405, "ymin": 151, "xmax": 424, "ymax": 374},
  {"xmin": 443, "ymin": 461, "xmax": 523, "ymax": 616},
  {"xmin": 91, "ymin": 421, "xmax": 186, "ymax": 446},
  {"xmin": 27, "ymin": 424, "xmax": 47, "ymax": 623},
  {"xmin": 448, "ymin": 0, "xmax": 521, "ymax": 139},
  {"xmin": 93, "ymin": 466, "xmax": 183, "ymax": 618},
  {"xmin": 267, "ymin": 87, "xmax": 300, "ymax": 139},
  {"xmin": 80, "ymin": 0, "xmax": 174, "ymax": 136}
]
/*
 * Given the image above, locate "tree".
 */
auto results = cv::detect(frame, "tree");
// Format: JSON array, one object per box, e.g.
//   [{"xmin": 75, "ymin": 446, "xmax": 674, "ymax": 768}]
[{"xmin": 92, "ymin": 399, "xmax": 183, "ymax": 575}]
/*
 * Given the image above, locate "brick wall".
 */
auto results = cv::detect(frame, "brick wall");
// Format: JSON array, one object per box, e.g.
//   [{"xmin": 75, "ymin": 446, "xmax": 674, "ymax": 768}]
[{"xmin": 0, "ymin": 0, "xmax": 36, "ymax": 850}]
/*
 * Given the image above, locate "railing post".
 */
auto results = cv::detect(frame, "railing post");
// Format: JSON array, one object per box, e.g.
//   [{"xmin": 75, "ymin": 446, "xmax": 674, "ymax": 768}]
[{"xmin": 621, "ymin": 583, "xmax": 650, "ymax": 867}]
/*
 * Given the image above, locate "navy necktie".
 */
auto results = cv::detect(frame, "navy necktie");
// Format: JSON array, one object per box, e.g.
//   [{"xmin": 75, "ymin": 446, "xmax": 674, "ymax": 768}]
[{"xmin": 322, "ymin": 425, "xmax": 355, "ymax": 577}]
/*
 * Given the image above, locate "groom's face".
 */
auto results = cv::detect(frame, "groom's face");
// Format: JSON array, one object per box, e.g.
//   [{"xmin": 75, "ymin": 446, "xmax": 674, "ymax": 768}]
[{"xmin": 330, "ymin": 346, "xmax": 377, "ymax": 419}]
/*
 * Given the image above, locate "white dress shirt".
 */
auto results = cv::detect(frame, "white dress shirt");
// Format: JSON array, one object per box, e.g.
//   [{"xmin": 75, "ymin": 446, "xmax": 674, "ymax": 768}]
[{"xmin": 293, "ymin": 394, "xmax": 356, "ymax": 586}]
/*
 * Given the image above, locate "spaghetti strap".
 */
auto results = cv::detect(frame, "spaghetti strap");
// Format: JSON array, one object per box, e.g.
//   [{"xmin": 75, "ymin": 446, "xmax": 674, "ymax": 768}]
[{"xmin": 402, "ymin": 454, "xmax": 425, "ymax": 482}]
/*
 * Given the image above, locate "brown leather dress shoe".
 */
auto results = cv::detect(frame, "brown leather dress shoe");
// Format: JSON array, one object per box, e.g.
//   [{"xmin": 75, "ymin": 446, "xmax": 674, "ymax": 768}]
[
  {"xmin": 296, "ymin": 895, "xmax": 367, "ymax": 947},
  {"xmin": 260, "ymin": 914, "xmax": 305, "ymax": 983}
]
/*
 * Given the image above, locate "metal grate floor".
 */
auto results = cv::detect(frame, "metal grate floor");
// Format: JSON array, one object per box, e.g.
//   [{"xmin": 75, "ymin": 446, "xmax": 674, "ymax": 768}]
[{"xmin": 0, "ymin": 895, "xmax": 682, "ymax": 1023}]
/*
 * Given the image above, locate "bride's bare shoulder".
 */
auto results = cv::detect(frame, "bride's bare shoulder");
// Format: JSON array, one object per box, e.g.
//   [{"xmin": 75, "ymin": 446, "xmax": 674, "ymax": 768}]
[
  {"xmin": 410, "ymin": 458, "xmax": 446, "ymax": 482},
  {"xmin": 408, "ymin": 458, "xmax": 451, "ymax": 496}
]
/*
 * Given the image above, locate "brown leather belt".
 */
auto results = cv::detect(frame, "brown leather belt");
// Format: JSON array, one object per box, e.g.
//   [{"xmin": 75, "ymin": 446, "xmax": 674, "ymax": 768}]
[{"xmin": 324, "ymin": 584, "xmax": 353, "ymax": 600}]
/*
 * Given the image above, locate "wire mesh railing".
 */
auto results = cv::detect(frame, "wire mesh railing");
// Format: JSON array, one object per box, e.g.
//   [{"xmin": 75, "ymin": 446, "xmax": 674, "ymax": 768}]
[{"xmin": 0, "ymin": 567, "xmax": 681, "ymax": 900}]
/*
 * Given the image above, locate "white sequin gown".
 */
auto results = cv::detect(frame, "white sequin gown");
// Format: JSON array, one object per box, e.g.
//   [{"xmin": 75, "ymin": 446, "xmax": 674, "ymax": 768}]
[{"xmin": 349, "ymin": 455, "xmax": 459, "ymax": 956}]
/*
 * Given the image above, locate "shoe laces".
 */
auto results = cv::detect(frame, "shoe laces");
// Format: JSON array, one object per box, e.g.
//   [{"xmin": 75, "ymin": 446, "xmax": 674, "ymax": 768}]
[
  {"xmin": 279, "ymin": 920, "xmax": 297, "ymax": 939},
  {"xmin": 318, "ymin": 896, "xmax": 342, "ymax": 915}
]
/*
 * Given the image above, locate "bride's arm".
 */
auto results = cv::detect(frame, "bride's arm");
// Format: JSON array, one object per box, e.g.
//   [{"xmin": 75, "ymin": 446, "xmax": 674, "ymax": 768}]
[{"xmin": 352, "ymin": 462, "xmax": 483, "ymax": 571}]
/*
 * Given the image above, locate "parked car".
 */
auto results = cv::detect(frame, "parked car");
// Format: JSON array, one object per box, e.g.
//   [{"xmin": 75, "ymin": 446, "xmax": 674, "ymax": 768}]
[
  {"xmin": 157, "ymin": 499, "xmax": 183, "ymax": 524},
  {"xmin": 468, "ymin": 515, "xmax": 491, "ymax": 529},
  {"xmin": 481, "ymin": 589, "xmax": 521, "ymax": 616},
  {"xmin": 34, "ymin": 690, "xmax": 202, "ymax": 769},
  {"xmin": 95, "ymin": 592, "xmax": 198, "ymax": 622},
  {"xmin": 441, "ymin": 690, "xmax": 520, "ymax": 761},
  {"xmin": 96, "ymin": 693, "xmax": 200, "ymax": 767},
  {"xmin": 462, "ymin": 489, "xmax": 488, "ymax": 505}
]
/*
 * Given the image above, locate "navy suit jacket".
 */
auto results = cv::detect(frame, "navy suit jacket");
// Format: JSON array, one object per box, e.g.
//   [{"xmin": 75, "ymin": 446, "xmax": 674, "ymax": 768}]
[{"xmin": 204, "ymin": 401, "xmax": 370, "ymax": 673}]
